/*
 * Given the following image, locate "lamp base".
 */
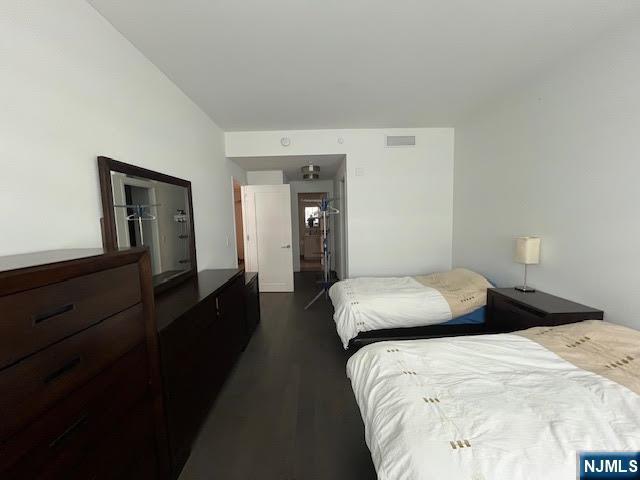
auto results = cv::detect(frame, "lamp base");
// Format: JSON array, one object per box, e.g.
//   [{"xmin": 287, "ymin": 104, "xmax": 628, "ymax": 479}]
[{"xmin": 515, "ymin": 285, "xmax": 536, "ymax": 293}]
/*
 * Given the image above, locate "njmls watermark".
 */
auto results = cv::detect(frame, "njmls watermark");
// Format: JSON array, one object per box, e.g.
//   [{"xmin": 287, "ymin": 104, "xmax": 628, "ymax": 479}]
[{"xmin": 579, "ymin": 452, "xmax": 640, "ymax": 479}]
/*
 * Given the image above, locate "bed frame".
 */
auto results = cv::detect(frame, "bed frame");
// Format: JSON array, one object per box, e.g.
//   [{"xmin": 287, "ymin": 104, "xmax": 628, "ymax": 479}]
[{"xmin": 347, "ymin": 323, "xmax": 489, "ymax": 350}]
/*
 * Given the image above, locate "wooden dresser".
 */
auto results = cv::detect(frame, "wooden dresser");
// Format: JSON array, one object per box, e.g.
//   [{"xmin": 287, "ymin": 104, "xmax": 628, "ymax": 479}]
[
  {"xmin": 0, "ymin": 249, "xmax": 168, "ymax": 480},
  {"xmin": 155, "ymin": 269, "xmax": 259, "ymax": 479}
]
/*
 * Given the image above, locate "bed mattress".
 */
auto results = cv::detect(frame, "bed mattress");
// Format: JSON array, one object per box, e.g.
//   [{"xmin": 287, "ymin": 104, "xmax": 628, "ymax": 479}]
[{"xmin": 347, "ymin": 321, "xmax": 640, "ymax": 480}]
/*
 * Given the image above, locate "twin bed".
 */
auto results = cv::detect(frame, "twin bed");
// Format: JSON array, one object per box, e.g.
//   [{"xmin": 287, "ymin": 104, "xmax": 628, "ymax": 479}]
[
  {"xmin": 347, "ymin": 321, "xmax": 640, "ymax": 479},
  {"xmin": 328, "ymin": 270, "xmax": 639, "ymax": 479},
  {"xmin": 329, "ymin": 268, "xmax": 493, "ymax": 349}
]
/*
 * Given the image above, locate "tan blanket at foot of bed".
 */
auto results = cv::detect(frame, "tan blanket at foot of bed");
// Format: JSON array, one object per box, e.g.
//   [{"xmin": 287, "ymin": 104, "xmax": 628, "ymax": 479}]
[
  {"xmin": 413, "ymin": 268, "xmax": 493, "ymax": 318},
  {"xmin": 518, "ymin": 320, "xmax": 640, "ymax": 395}
]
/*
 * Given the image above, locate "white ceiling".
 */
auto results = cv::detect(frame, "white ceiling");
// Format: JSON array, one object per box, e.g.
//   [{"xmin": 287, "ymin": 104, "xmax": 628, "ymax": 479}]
[
  {"xmin": 88, "ymin": 0, "xmax": 640, "ymax": 130},
  {"xmin": 230, "ymin": 154, "xmax": 345, "ymax": 181}
]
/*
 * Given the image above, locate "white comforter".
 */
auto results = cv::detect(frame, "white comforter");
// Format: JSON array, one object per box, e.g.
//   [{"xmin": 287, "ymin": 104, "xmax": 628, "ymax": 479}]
[
  {"xmin": 329, "ymin": 277, "xmax": 451, "ymax": 348},
  {"xmin": 347, "ymin": 334, "xmax": 640, "ymax": 480}
]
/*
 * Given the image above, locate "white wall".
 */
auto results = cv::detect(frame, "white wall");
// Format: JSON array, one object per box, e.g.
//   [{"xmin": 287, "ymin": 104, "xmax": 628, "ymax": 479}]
[
  {"xmin": 288, "ymin": 180, "xmax": 335, "ymax": 272},
  {"xmin": 453, "ymin": 19, "xmax": 640, "ymax": 329},
  {"xmin": 226, "ymin": 128, "xmax": 455, "ymax": 277},
  {"xmin": 246, "ymin": 170, "xmax": 285, "ymax": 185},
  {"xmin": 0, "ymin": 0, "xmax": 244, "ymax": 269}
]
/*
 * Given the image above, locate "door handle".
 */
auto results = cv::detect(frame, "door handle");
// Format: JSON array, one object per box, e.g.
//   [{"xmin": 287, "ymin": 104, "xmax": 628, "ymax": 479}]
[{"xmin": 281, "ymin": 244, "xmax": 291, "ymax": 249}]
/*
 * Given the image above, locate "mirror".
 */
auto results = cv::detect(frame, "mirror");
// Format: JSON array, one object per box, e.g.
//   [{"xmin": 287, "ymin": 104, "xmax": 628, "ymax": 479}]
[{"xmin": 98, "ymin": 157, "xmax": 196, "ymax": 292}]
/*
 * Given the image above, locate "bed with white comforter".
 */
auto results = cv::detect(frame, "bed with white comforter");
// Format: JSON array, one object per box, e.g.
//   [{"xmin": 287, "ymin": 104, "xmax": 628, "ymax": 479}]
[
  {"xmin": 329, "ymin": 268, "xmax": 492, "ymax": 348},
  {"xmin": 347, "ymin": 321, "xmax": 640, "ymax": 480}
]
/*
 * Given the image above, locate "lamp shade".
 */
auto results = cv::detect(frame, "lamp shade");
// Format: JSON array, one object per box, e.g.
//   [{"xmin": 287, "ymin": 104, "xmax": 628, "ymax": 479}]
[{"xmin": 514, "ymin": 236, "xmax": 541, "ymax": 265}]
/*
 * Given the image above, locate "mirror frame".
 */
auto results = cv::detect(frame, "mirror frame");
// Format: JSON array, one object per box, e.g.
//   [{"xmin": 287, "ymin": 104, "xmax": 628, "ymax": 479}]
[{"xmin": 97, "ymin": 156, "xmax": 197, "ymax": 293}]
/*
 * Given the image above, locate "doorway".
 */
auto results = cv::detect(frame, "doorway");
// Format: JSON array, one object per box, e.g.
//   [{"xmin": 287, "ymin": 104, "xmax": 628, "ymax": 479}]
[
  {"xmin": 232, "ymin": 179, "xmax": 244, "ymax": 268},
  {"xmin": 298, "ymin": 192, "xmax": 326, "ymax": 272},
  {"xmin": 241, "ymin": 184, "xmax": 294, "ymax": 292}
]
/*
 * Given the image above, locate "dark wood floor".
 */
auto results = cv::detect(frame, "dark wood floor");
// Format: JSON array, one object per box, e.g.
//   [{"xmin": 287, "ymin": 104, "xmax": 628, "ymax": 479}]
[
  {"xmin": 299, "ymin": 257, "xmax": 322, "ymax": 272},
  {"xmin": 178, "ymin": 272, "xmax": 376, "ymax": 480}
]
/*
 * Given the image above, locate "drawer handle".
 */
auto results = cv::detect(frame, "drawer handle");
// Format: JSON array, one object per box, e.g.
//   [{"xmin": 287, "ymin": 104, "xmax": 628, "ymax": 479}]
[
  {"xmin": 49, "ymin": 413, "xmax": 88, "ymax": 449},
  {"xmin": 43, "ymin": 356, "xmax": 82, "ymax": 384},
  {"xmin": 32, "ymin": 303, "xmax": 75, "ymax": 325}
]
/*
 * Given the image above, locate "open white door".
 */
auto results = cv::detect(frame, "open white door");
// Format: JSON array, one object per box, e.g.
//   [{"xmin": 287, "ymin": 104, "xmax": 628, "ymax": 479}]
[{"xmin": 242, "ymin": 185, "xmax": 294, "ymax": 292}]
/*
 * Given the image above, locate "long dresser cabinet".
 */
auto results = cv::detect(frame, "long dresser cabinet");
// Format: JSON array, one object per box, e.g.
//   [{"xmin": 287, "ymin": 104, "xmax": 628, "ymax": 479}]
[
  {"xmin": 156, "ymin": 269, "xmax": 260, "ymax": 479},
  {"xmin": 0, "ymin": 248, "xmax": 168, "ymax": 480}
]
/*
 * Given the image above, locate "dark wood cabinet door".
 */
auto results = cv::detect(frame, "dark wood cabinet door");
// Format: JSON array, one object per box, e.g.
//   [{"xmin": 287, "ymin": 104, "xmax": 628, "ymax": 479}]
[
  {"xmin": 159, "ymin": 296, "xmax": 220, "ymax": 477},
  {"xmin": 218, "ymin": 276, "xmax": 246, "ymax": 360},
  {"xmin": 245, "ymin": 276, "xmax": 260, "ymax": 342}
]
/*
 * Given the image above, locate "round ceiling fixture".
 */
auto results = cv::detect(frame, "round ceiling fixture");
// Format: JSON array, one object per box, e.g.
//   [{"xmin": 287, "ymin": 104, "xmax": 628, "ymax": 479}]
[{"xmin": 301, "ymin": 164, "xmax": 320, "ymax": 180}]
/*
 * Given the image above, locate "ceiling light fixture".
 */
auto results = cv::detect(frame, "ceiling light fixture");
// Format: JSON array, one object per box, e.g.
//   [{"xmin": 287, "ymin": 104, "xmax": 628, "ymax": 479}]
[{"xmin": 301, "ymin": 164, "xmax": 320, "ymax": 181}]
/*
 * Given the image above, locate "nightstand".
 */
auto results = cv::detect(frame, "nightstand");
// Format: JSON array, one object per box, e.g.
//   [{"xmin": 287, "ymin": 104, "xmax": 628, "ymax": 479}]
[{"xmin": 486, "ymin": 288, "xmax": 604, "ymax": 333}]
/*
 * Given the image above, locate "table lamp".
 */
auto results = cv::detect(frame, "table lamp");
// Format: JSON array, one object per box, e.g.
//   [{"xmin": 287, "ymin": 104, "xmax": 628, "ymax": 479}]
[{"xmin": 514, "ymin": 236, "xmax": 540, "ymax": 292}]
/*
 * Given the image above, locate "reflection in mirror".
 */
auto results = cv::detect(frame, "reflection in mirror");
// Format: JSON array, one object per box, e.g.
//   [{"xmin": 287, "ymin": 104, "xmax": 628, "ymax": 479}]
[{"xmin": 110, "ymin": 172, "xmax": 192, "ymax": 286}]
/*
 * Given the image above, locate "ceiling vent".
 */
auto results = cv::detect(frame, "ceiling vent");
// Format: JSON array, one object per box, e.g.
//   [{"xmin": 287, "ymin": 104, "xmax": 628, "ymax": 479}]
[
  {"xmin": 385, "ymin": 135, "xmax": 416, "ymax": 147},
  {"xmin": 301, "ymin": 164, "xmax": 320, "ymax": 180}
]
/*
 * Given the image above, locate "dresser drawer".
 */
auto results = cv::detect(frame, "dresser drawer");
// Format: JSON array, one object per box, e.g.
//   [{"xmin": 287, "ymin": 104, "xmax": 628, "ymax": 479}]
[
  {"xmin": 73, "ymin": 398, "xmax": 158, "ymax": 480},
  {"xmin": 0, "ymin": 303, "xmax": 145, "ymax": 440},
  {"xmin": 0, "ymin": 344, "xmax": 150, "ymax": 479},
  {"xmin": 0, "ymin": 263, "xmax": 141, "ymax": 369}
]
